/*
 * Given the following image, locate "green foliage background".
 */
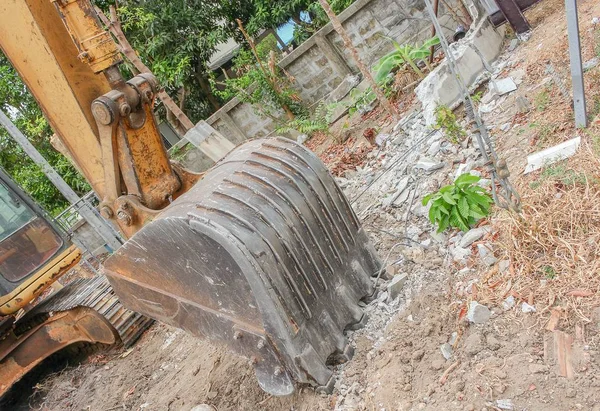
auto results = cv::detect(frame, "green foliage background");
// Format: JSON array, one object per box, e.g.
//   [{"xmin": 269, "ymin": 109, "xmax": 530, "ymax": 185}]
[{"xmin": 0, "ymin": 54, "xmax": 90, "ymax": 215}]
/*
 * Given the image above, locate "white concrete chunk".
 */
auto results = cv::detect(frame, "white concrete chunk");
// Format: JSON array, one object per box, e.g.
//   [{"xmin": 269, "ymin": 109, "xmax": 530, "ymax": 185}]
[
  {"xmin": 524, "ymin": 136, "xmax": 581, "ymax": 174},
  {"xmin": 467, "ymin": 301, "xmax": 491, "ymax": 324},
  {"xmin": 387, "ymin": 274, "xmax": 408, "ymax": 301},
  {"xmin": 459, "ymin": 226, "xmax": 491, "ymax": 248}
]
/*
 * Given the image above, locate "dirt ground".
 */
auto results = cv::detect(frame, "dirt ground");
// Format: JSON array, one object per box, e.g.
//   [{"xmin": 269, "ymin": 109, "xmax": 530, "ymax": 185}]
[{"xmin": 7, "ymin": 0, "xmax": 600, "ymax": 410}]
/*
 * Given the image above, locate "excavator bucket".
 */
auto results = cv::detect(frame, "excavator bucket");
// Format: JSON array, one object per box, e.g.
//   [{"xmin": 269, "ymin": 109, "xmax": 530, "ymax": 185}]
[{"xmin": 103, "ymin": 138, "xmax": 381, "ymax": 395}]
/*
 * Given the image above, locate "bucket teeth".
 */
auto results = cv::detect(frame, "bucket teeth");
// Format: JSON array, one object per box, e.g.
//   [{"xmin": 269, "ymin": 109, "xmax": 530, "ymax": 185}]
[{"xmin": 103, "ymin": 137, "xmax": 381, "ymax": 395}]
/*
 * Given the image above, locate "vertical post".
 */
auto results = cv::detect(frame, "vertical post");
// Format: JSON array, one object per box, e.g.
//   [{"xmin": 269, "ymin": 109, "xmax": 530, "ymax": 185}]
[
  {"xmin": 0, "ymin": 109, "xmax": 123, "ymax": 251},
  {"xmin": 565, "ymin": 0, "xmax": 587, "ymax": 128}
]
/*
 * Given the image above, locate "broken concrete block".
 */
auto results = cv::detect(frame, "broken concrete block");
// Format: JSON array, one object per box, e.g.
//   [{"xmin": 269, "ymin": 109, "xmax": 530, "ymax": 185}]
[
  {"xmin": 451, "ymin": 245, "xmax": 471, "ymax": 263},
  {"xmin": 524, "ymin": 136, "xmax": 581, "ymax": 174},
  {"xmin": 459, "ymin": 226, "xmax": 491, "ymax": 248},
  {"xmin": 467, "ymin": 301, "xmax": 491, "ymax": 324},
  {"xmin": 516, "ymin": 96, "xmax": 532, "ymax": 113},
  {"xmin": 427, "ymin": 140, "xmax": 441, "ymax": 156},
  {"xmin": 387, "ymin": 274, "xmax": 408, "ymax": 301},
  {"xmin": 375, "ymin": 133, "xmax": 390, "ymax": 146},
  {"xmin": 415, "ymin": 158, "xmax": 445, "ymax": 172},
  {"xmin": 496, "ymin": 399, "xmax": 514, "ymax": 410},
  {"xmin": 416, "ymin": 18, "xmax": 505, "ymax": 125},
  {"xmin": 491, "ymin": 77, "xmax": 517, "ymax": 96}
]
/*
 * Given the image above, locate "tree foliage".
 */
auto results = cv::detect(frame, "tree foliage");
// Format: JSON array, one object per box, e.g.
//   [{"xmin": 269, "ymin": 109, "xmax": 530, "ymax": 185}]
[{"xmin": 0, "ymin": 53, "xmax": 90, "ymax": 215}]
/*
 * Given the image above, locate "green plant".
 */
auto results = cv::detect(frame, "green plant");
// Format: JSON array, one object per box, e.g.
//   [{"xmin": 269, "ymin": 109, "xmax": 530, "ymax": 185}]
[
  {"xmin": 276, "ymin": 102, "xmax": 338, "ymax": 137},
  {"xmin": 535, "ymin": 89, "xmax": 550, "ymax": 111},
  {"xmin": 422, "ymin": 174, "xmax": 494, "ymax": 233},
  {"xmin": 434, "ymin": 105, "xmax": 466, "ymax": 144},
  {"xmin": 212, "ymin": 34, "xmax": 306, "ymax": 121},
  {"xmin": 348, "ymin": 88, "xmax": 376, "ymax": 117},
  {"xmin": 373, "ymin": 37, "xmax": 440, "ymax": 84},
  {"xmin": 471, "ymin": 91, "xmax": 483, "ymax": 105}
]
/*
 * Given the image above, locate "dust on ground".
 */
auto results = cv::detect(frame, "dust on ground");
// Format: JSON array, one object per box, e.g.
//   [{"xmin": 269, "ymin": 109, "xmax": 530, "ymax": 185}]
[{"xmin": 9, "ymin": 1, "xmax": 600, "ymax": 410}]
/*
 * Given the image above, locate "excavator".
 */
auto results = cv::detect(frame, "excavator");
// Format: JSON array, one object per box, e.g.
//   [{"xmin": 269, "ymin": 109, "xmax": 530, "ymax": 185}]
[
  {"xmin": 0, "ymin": 165, "xmax": 153, "ymax": 397},
  {"xmin": 0, "ymin": 0, "xmax": 381, "ymax": 396}
]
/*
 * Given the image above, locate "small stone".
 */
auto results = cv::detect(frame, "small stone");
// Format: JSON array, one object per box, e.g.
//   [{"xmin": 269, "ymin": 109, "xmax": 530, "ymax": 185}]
[
  {"xmin": 500, "ymin": 123, "xmax": 511, "ymax": 132},
  {"xmin": 449, "ymin": 332, "xmax": 458, "ymax": 345},
  {"xmin": 375, "ymin": 133, "xmax": 390, "ymax": 146},
  {"xmin": 496, "ymin": 399, "xmax": 514, "ymax": 410},
  {"xmin": 566, "ymin": 388, "xmax": 577, "ymax": 398},
  {"xmin": 431, "ymin": 359, "xmax": 445, "ymax": 370},
  {"xmin": 382, "ymin": 265, "xmax": 396, "ymax": 281},
  {"xmin": 516, "ymin": 96, "xmax": 531, "ymax": 113},
  {"xmin": 403, "ymin": 383, "xmax": 412, "ymax": 391},
  {"xmin": 522, "ymin": 302, "xmax": 536, "ymax": 313},
  {"xmin": 427, "ymin": 141, "xmax": 441, "ymax": 156},
  {"xmin": 191, "ymin": 406, "xmax": 214, "ymax": 411},
  {"xmin": 451, "ymin": 380, "xmax": 465, "ymax": 392},
  {"xmin": 460, "ymin": 226, "xmax": 491, "ymax": 248},
  {"xmin": 477, "ymin": 244, "xmax": 498, "ymax": 266},
  {"xmin": 467, "ymin": 301, "xmax": 492, "ymax": 324},
  {"xmin": 207, "ymin": 391, "xmax": 218, "ymax": 400},
  {"xmin": 387, "ymin": 274, "xmax": 408, "ymax": 301},
  {"xmin": 502, "ymin": 295, "xmax": 515, "ymax": 310},
  {"xmin": 464, "ymin": 332, "xmax": 485, "ymax": 356},
  {"xmin": 486, "ymin": 334, "xmax": 501, "ymax": 351},
  {"xmin": 440, "ymin": 343, "xmax": 453, "ymax": 360},
  {"xmin": 451, "ymin": 246, "xmax": 472, "ymax": 263},
  {"xmin": 412, "ymin": 349, "xmax": 425, "ymax": 361},
  {"xmin": 296, "ymin": 134, "xmax": 309, "ymax": 145},
  {"xmin": 528, "ymin": 363, "xmax": 549, "ymax": 374},
  {"xmin": 498, "ymin": 260, "xmax": 510, "ymax": 273},
  {"xmin": 415, "ymin": 157, "xmax": 445, "ymax": 172}
]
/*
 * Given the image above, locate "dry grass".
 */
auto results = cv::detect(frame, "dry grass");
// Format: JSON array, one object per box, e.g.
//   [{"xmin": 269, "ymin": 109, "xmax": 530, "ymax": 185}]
[{"xmin": 481, "ymin": 139, "xmax": 600, "ymax": 328}]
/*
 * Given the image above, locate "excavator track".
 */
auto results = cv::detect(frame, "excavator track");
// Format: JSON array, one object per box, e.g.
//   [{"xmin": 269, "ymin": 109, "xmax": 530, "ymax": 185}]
[{"xmin": 16, "ymin": 275, "xmax": 153, "ymax": 348}]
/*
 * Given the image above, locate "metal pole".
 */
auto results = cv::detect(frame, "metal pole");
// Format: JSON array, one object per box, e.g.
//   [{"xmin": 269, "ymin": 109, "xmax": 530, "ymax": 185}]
[
  {"xmin": 565, "ymin": 0, "xmax": 587, "ymax": 128},
  {"xmin": 0, "ymin": 109, "xmax": 123, "ymax": 251}
]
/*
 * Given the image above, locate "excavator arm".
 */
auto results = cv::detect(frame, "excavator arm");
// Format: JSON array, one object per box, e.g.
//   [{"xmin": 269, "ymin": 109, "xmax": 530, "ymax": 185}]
[{"xmin": 0, "ymin": 0, "xmax": 381, "ymax": 395}]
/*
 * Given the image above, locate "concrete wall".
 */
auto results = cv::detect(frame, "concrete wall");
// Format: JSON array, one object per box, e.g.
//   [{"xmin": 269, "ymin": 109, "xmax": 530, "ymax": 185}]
[{"xmin": 174, "ymin": 0, "xmax": 465, "ymax": 172}]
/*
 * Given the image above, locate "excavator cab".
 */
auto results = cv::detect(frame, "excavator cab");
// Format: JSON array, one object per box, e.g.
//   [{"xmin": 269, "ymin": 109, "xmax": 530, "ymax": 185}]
[{"xmin": 0, "ymin": 167, "xmax": 77, "ymax": 313}]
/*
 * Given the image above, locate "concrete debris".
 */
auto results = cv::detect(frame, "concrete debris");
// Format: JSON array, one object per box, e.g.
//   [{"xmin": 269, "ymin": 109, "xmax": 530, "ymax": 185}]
[
  {"xmin": 451, "ymin": 245, "xmax": 472, "ymax": 263},
  {"xmin": 427, "ymin": 140, "xmax": 441, "ymax": 156},
  {"xmin": 454, "ymin": 160, "xmax": 474, "ymax": 181},
  {"xmin": 502, "ymin": 295, "xmax": 515, "ymax": 310},
  {"xmin": 477, "ymin": 243, "xmax": 498, "ymax": 266},
  {"xmin": 440, "ymin": 343, "xmax": 453, "ymax": 360},
  {"xmin": 191, "ymin": 406, "xmax": 215, "ymax": 411},
  {"xmin": 524, "ymin": 136, "xmax": 581, "ymax": 174},
  {"xmin": 449, "ymin": 332, "xmax": 458, "ymax": 345},
  {"xmin": 466, "ymin": 301, "xmax": 491, "ymax": 324},
  {"xmin": 496, "ymin": 399, "xmax": 514, "ymax": 410},
  {"xmin": 459, "ymin": 226, "xmax": 491, "ymax": 248},
  {"xmin": 508, "ymin": 38, "xmax": 519, "ymax": 52},
  {"xmin": 498, "ymin": 259, "xmax": 510, "ymax": 273},
  {"xmin": 414, "ymin": 158, "xmax": 445, "ymax": 172},
  {"xmin": 491, "ymin": 77, "xmax": 517, "ymax": 96},
  {"xmin": 387, "ymin": 274, "xmax": 407, "ymax": 301},
  {"xmin": 593, "ymin": 16, "xmax": 600, "ymax": 25},
  {"xmin": 522, "ymin": 302, "xmax": 536, "ymax": 313},
  {"xmin": 382, "ymin": 177, "xmax": 410, "ymax": 207},
  {"xmin": 583, "ymin": 57, "xmax": 599, "ymax": 72},
  {"xmin": 297, "ymin": 134, "xmax": 309, "ymax": 145},
  {"xmin": 375, "ymin": 133, "xmax": 390, "ymax": 147},
  {"xmin": 500, "ymin": 122, "xmax": 511, "ymax": 132}
]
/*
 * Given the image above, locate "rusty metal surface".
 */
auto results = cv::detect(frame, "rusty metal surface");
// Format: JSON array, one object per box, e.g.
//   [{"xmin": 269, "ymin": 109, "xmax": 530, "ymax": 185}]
[
  {"xmin": 0, "ymin": 245, "xmax": 81, "ymax": 316},
  {"xmin": 490, "ymin": 0, "xmax": 540, "ymax": 28},
  {"xmin": 18, "ymin": 275, "xmax": 153, "ymax": 348},
  {"xmin": 104, "ymin": 138, "xmax": 381, "ymax": 395},
  {"xmin": 0, "ymin": 307, "xmax": 118, "ymax": 397}
]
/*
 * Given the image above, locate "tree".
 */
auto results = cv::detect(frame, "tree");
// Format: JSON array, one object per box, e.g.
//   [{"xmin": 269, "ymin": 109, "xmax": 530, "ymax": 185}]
[
  {"xmin": 0, "ymin": 53, "xmax": 90, "ymax": 215},
  {"xmin": 107, "ymin": 0, "xmax": 230, "ymax": 122}
]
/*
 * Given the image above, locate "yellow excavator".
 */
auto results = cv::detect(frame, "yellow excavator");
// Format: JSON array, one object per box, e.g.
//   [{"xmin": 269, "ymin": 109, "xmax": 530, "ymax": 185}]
[
  {"xmin": 0, "ymin": 165, "xmax": 152, "ymax": 397},
  {"xmin": 0, "ymin": 0, "xmax": 381, "ymax": 396}
]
